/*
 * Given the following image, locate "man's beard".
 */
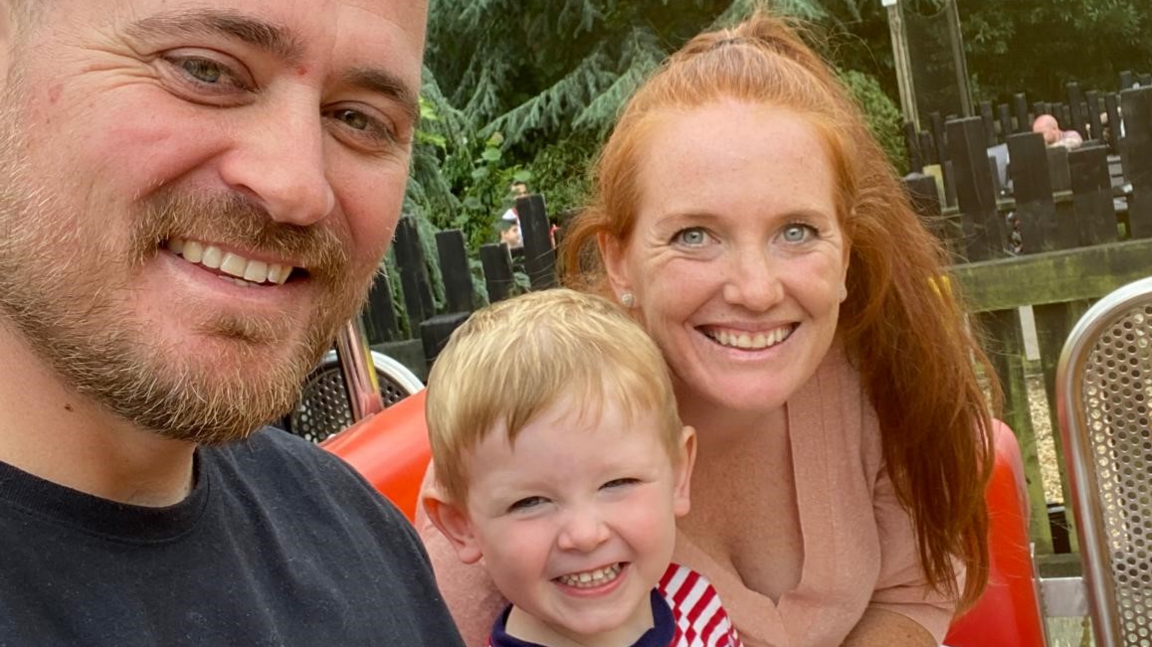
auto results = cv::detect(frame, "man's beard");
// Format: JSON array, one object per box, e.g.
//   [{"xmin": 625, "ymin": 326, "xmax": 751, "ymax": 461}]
[{"xmin": 0, "ymin": 160, "xmax": 375, "ymax": 445}]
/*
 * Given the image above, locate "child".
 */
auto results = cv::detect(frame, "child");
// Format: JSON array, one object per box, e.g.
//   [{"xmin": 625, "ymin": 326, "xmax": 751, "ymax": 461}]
[{"xmin": 422, "ymin": 289, "xmax": 742, "ymax": 647}]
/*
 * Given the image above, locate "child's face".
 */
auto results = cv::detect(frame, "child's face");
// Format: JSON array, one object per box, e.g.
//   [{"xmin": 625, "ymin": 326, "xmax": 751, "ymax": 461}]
[{"xmin": 457, "ymin": 397, "xmax": 693, "ymax": 643}]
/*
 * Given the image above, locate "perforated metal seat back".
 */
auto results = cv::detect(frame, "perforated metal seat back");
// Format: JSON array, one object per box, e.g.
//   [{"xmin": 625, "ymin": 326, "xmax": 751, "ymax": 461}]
[
  {"xmin": 1058, "ymin": 276, "xmax": 1152, "ymax": 647},
  {"xmin": 286, "ymin": 351, "xmax": 423, "ymax": 444}
]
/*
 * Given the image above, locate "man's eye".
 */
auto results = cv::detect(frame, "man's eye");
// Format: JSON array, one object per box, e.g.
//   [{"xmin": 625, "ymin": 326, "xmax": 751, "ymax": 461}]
[
  {"xmin": 180, "ymin": 58, "xmax": 225, "ymax": 84},
  {"xmin": 331, "ymin": 108, "xmax": 371, "ymax": 131},
  {"xmin": 160, "ymin": 53, "xmax": 251, "ymax": 96},
  {"xmin": 323, "ymin": 107, "xmax": 400, "ymax": 152},
  {"xmin": 673, "ymin": 228, "xmax": 708, "ymax": 246}
]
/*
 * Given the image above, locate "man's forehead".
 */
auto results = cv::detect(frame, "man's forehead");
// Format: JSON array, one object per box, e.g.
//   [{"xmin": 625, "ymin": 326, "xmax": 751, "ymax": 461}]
[
  {"xmin": 84, "ymin": 0, "xmax": 427, "ymax": 114},
  {"xmin": 86, "ymin": 0, "xmax": 427, "ymax": 65}
]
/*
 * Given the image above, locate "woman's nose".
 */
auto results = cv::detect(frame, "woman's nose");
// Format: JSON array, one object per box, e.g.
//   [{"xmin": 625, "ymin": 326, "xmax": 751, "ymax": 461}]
[{"xmin": 722, "ymin": 248, "xmax": 785, "ymax": 312}]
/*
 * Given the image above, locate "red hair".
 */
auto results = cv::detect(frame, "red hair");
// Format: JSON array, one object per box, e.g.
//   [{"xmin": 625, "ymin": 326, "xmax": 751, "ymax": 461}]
[{"xmin": 561, "ymin": 12, "xmax": 998, "ymax": 609}]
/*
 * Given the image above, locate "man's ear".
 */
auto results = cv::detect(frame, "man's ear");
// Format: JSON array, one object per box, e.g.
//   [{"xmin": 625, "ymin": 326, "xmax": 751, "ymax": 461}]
[
  {"xmin": 672, "ymin": 426, "xmax": 696, "ymax": 518},
  {"xmin": 422, "ymin": 492, "xmax": 484, "ymax": 565},
  {"xmin": 597, "ymin": 231, "xmax": 633, "ymax": 303}
]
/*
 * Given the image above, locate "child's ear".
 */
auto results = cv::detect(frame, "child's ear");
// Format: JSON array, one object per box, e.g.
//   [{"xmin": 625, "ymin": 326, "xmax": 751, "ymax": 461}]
[
  {"xmin": 673, "ymin": 426, "xmax": 696, "ymax": 518},
  {"xmin": 422, "ymin": 493, "xmax": 484, "ymax": 565}
]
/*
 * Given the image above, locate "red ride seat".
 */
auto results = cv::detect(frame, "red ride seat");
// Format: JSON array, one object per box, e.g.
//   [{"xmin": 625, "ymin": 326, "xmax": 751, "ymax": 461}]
[
  {"xmin": 944, "ymin": 420, "xmax": 1046, "ymax": 647},
  {"xmin": 322, "ymin": 390, "xmax": 432, "ymax": 523}
]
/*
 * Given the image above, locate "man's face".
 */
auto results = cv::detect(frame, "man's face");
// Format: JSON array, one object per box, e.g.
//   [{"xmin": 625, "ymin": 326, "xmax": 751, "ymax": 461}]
[{"xmin": 0, "ymin": 0, "xmax": 427, "ymax": 443}]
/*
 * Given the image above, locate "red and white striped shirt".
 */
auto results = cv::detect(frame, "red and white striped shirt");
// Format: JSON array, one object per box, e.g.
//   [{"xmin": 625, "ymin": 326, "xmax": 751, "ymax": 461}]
[{"xmin": 658, "ymin": 563, "xmax": 743, "ymax": 647}]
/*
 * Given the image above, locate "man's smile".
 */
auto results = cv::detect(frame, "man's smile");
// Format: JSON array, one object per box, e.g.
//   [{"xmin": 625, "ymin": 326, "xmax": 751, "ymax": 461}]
[{"xmin": 166, "ymin": 237, "xmax": 300, "ymax": 287}]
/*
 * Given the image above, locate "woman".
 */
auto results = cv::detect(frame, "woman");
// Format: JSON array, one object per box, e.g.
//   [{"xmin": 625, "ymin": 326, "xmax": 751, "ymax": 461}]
[{"xmin": 419, "ymin": 12, "xmax": 997, "ymax": 647}]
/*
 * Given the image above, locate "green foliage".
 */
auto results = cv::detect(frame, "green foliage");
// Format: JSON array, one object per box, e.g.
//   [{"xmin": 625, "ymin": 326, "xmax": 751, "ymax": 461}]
[
  {"xmin": 957, "ymin": 0, "xmax": 1152, "ymax": 102},
  {"xmin": 839, "ymin": 69, "xmax": 909, "ymax": 175},
  {"xmin": 526, "ymin": 130, "xmax": 601, "ymax": 215}
]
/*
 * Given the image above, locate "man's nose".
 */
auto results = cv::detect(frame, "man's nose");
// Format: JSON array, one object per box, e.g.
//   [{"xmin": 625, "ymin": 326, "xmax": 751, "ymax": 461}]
[
  {"xmin": 557, "ymin": 505, "xmax": 611, "ymax": 553},
  {"xmin": 219, "ymin": 98, "xmax": 336, "ymax": 227}
]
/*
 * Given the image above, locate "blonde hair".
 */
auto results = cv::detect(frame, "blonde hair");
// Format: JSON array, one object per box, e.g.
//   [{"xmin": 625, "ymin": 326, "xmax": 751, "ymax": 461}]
[
  {"xmin": 426, "ymin": 289, "xmax": 683, "ymax": 505},
  {"xmin": 560, "ymin": 12, "xmax": 997, "ymax": 609}
]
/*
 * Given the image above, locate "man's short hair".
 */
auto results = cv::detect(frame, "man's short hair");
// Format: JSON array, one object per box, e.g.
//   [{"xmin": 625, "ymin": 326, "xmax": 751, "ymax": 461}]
[{"xmin": 426, "ymin": 289, "xmax": 682, "ymax": 505}]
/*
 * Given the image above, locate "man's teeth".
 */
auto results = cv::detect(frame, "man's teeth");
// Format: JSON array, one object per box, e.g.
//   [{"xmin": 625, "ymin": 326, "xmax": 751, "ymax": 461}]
[
  {"xmin": 708, "ymin": 326, "xmax": 792, "ymax": 350},
  {"xmin": 168, "ymin": 238, "xmax": 292, "ymax": 285},
  {"xmin": 556, "ymin": 564, "xmax": 622, "ymax": 588}
]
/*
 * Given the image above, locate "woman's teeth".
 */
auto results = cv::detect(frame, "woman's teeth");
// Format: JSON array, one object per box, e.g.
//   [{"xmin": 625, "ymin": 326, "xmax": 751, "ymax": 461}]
[
  {"xmin": 556, "ymin": 564, "xmax": 622, "ymax": 588},
  {"xmin": 168, "ymin": 238, "xmax": 293, "ymax": 286},
  {"xmin": 707, "ymin": 326, "xmax": 793, "ymax": 350}
]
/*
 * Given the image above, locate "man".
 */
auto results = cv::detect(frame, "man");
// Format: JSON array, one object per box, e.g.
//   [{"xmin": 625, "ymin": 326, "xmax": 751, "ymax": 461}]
[
  {"xmin": 0, "ymin": 1, "xmax": 464, "ymax": 645},
  {"xmin": 1032, "ymin": 113, "xmax": 1083, "ymax": 149}
]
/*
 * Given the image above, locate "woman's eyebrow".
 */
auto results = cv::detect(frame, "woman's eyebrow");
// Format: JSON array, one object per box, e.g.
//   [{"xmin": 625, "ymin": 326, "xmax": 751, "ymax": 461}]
[{"xmin": 127, "ymin": 8, "xmax": 304, "ymax": 65}]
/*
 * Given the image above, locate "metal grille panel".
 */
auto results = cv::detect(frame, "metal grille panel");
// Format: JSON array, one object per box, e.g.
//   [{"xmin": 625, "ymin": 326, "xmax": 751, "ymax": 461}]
[
  {"xmin": 1082, "ymin": 303, "xmax": 1152, "ymax": 646},
  {"xmin": 287, "ymin": 353, "xmax": 422, "ymax": 444}
]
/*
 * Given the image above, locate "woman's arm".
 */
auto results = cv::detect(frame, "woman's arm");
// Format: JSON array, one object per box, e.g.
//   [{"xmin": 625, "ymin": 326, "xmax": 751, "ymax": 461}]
[{"xmin": 842, "ymin": 607, "xmax": 935, "ymax": 646}]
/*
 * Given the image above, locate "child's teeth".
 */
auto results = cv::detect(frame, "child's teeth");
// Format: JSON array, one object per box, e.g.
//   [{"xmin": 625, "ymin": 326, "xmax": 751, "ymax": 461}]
[{"xmin": 557, "ymin": 564, "xmax": 622, "ymax": 588}]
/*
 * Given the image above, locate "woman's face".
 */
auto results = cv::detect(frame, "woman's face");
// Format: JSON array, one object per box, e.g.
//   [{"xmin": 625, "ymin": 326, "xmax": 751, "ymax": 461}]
[{"xmin": 604, "ymin": 100, "xmax": 849, "ymax": 416}]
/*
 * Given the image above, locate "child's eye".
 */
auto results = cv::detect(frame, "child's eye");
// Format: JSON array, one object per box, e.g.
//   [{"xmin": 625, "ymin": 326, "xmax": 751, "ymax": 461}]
[
  {"xmin": 601, "ymin": 478, "xmax": 640, "ymax": 490},
  {"xmin": 508, "ymin": 496, "xmax": 547, "ymax": 513}
]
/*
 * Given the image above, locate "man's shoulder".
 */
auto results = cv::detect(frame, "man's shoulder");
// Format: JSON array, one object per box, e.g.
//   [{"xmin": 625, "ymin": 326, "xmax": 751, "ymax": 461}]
[{"xmin": 204, "ymin": 427, "xmax": 405, "ymax": 524}]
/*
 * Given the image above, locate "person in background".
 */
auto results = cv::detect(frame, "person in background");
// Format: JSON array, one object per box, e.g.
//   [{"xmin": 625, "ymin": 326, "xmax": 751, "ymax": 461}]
[
  {"xmin": 0, "ymin": 0, "xmax": 463, "ymax": 645},
  {"xmin": 498, "ymin": 212, "xmax": 524, "ymax": 249},
  {"xmin": 1032, "ymin": 113, "xmax": 1083, "ymax": 149},
  {"xmin": 420, "ymin": 11, "xmax": 998, "ymax": 647},
  {"xmin": 423, "ymin": 289, "xmax": 742, "ymax": 647}
]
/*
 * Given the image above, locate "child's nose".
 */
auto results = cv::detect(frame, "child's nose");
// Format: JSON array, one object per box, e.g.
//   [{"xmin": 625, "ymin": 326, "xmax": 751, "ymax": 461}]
[{"xmin": 557, "ymin": 505, "xmax": 611, "ymax": 552}]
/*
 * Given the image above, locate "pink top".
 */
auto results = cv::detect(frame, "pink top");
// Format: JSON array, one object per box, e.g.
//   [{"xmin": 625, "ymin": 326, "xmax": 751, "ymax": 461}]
[{"xmin": 418, "ymin": 348, "xmax": 958, "ymax": 646}]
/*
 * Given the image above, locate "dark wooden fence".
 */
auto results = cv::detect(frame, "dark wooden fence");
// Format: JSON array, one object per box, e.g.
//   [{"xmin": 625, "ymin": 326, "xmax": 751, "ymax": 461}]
[
  {"xmin": 362, "ymin": 193, "xmax": 556, "ymax": 382},
  {"xmin": 363, "ymin": 81, "xmax": 1152, "ymax": 574},
  {"xmin": 903, "ymin": 78, "xmax": 1152, "ymax": 571}
]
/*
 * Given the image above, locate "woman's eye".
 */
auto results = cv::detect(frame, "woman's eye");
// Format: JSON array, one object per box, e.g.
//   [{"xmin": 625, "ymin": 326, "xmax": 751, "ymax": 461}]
[
  {"xmin": 508, "ymin": 496, "xmax": 547, "ymax": 513},
  {"xmin": 601, "ymin": 478, "xmax": 639, "ymax": 490},
  {"xmin": 782, "ymin": 224, "xmax": 815, "ymax": 243},
  {"xmin": 673, "ymin": 228, "xmax": 708, "ymax": 246}
]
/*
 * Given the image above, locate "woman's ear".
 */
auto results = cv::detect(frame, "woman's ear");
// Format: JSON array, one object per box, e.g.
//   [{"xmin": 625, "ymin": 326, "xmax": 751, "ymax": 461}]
[
  {"xmin": 598, "ymin": 231, "xmax": 633, "ymax": 303},
  {"xmin": 672, "ymin": 426, "xmax": 697, "ymax": 518},
  {"xmin": 422, "ymin": 493, "xmax": 484, "ymax": 565}
]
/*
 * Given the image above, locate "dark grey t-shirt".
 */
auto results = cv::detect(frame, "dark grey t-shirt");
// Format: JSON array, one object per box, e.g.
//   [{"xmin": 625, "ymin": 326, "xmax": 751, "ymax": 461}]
[{"xmin": 0, "ymin": 428, "xmax": 464, "ymax": 647}]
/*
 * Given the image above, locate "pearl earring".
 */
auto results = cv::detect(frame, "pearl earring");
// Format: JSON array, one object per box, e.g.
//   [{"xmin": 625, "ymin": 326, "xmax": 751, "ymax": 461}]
[{"xmin": 621, "ymin": 292, "xmax": 635, "ymax": 308}]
